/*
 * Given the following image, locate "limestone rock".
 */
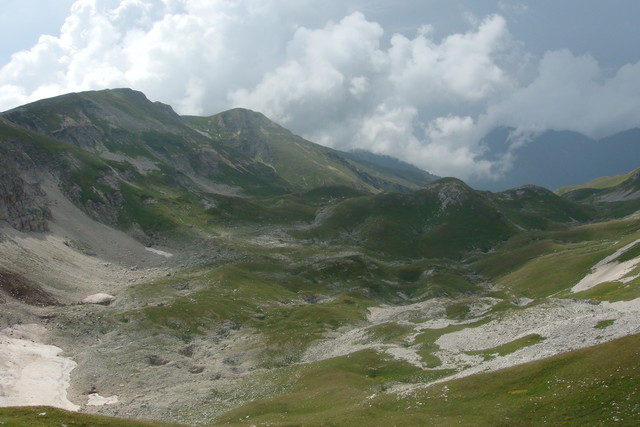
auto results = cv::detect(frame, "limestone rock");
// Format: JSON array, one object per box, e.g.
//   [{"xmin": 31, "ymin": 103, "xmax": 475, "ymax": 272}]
[
  {"xmin": 0, "ymin": 156, "xmax": 51, "ymax": 232},
  {"xmin": 82, "ymin": 293, "xmax": 116, "ymax": 305}
]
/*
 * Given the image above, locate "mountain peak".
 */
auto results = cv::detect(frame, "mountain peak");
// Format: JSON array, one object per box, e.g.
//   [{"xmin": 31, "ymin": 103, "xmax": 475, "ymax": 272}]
[{"xmin": 210, "ymin": 107, "xmax": 284, "ymax": 133}]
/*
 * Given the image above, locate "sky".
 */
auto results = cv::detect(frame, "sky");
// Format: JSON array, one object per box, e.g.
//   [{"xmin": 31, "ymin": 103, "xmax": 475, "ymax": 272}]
[{"xmin": 1, "ymin": 0, "xmax": 639, "ymax": 180}]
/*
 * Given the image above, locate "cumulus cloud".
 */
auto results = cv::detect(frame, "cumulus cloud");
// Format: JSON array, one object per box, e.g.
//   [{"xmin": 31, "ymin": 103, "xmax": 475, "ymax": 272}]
[
  {"xmin": 481, "ymin": 50, "xmax": 640, "ymax": 138},
  {"xmin": 231, "ymin": 12, "xmax": 386, "ymax": 125},
  {"xmin": 1, "ymin": 0, "xmax": 640, "ymax": 180},
  {"xmin": 498, "ymin": 2, "xmax": 528, "ymax": 16},
  {"xmin": 388, "ymin": 14, "xmax": 512, "ymax": 105},
  {"xmin": 230, "ymin": 12, "xmax": 515, "ymax": 178}
]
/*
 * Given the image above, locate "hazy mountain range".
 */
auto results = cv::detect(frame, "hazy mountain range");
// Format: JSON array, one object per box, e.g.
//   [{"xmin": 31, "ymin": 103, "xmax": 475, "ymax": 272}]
[{"xmin": 472, "ymin": 126, "xmax": 640, "ymax": 191}]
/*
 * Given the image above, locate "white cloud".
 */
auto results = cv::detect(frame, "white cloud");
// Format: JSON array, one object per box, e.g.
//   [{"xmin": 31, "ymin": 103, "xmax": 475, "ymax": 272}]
[
  {"xmin": 498, "ymin": 2, "xmax": 528, "ymax": 16},
  {"xmin": 354, "ymin": 103, "xmax": 419, "ymax": 154},
  {"xmin": 229, "ymin": 11, "xmax": 513, "ymax": 179},
  {"xmin": 388, "ymin": 14, "xmax": 512, "ymax": 105},
  {"xmin": 481, "ymin": 50, "xmax": 640, "ymax": 138},
  {"xmin": 229, "ymin": 12, "xmax": 386, "ymax": 126},
  {"xmin": 1, "ymin": 1, "xmax": 640, "ymax": 181}
]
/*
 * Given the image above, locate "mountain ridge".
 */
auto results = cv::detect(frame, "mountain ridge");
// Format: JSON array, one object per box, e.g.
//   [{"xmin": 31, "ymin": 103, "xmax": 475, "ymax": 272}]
[{"xmin": 183, "ymin": 107, "xmax": 436, "ymax": 192}]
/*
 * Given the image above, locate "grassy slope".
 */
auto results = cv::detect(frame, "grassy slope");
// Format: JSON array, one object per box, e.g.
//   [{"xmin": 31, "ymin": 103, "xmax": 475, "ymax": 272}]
[
  {"xmin": 184, "ymin": 110, "xmax": 376, "ymax": 191},
  {"xmin": 303, "ymin": 178, "xmax": 596, "ymax": 260},
  {"xmin": 558, "ymin": 168, "xmax": 640, "ymax": 219},
  {"xmin": 0, "ymin": 117, "xmax": 204, "ymax": 235},
  {"xmin": 0, "ymin": 407, "xmax": 185, "ymax": 427},
  {"xmin": 5, "ymin": 331, "xmax": 639, "ymax": 427},
  {"xmin": 557, "ymin": 168, "xmax": 639, "ymax": 195},
  {"xmin": 474, "ymin": 216, "xmax": 640, "ymax": 298},
  {"xmin": 214, "ymin": 333, "xmax": 640, "ymax": 426},
  {"xmin": 124, "ymin": 253, "xmax": 476, "ymax": 366},
  {"xmin": 184, "ymin": 109, "xmax": 434, "ymax": 192},
  {"xmin": 3, "ymin": 89, "xmax": 292, "ymax": 198},
  {"xmin": 492, "ymin": 185, "xmax": 595, "ymax": 230},
  {"xmin": 99, "ymin": 211, "xmax": 639, "ymax": 425}
]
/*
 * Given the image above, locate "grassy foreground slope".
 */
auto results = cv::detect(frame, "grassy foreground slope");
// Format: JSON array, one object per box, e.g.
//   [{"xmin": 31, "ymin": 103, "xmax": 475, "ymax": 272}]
[
  {"xmin": 7, "ymin": 332, "xmax": 636, "ymax": 426},
  {"xmin": 214, "ymin": 333, "xmax": 640, "ymax": 426},
  {"xmin": 0, "ymin": 407, "xmax": 184, "ymax": 427}
]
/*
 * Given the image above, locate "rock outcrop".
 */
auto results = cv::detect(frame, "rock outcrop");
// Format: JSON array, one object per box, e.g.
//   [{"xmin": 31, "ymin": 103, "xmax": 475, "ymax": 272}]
[
  {"xmin": 0, "ymin": 156, "xmax": 51, "ymax": 232},
  {"xmin": 81, "ymin": 293, "xmax": 116, "ymax": 305}
]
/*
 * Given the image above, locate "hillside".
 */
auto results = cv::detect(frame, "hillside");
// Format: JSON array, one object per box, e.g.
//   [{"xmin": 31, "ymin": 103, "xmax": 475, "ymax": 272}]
[
  {"xmin": 183, "ymin": 108, "xmax": 435, "ymax": 192},
  {"xmin": 560, "ymin": 169, "xmax": 640, "ymax": 219},
  {"xmin": 557, "ymin": 168, "xmax": 640, "ymax": 195},
  {"xmin": 1, "ymin": 89, "xmax": 639, "ymax": 426}
]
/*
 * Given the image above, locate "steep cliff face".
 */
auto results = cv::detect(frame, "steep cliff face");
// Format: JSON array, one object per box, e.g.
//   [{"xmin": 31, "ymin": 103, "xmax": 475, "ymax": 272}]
[{"xmin": 0, "ymin": 154, "xmax": 51, "ymax": 232}]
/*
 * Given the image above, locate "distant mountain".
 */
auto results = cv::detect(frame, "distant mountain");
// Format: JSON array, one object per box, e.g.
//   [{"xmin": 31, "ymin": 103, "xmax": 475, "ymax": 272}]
[
  {"xmin": 472, "ymin": 127, "xmax": 640, "ymax": 191},
  {"xmin": 336, "ymin": 149, "xmax": 439, "ymax": 189}
]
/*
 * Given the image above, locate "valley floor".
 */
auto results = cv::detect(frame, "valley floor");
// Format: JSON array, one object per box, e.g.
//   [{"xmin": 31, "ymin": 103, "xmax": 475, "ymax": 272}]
[{"xmin": 2, "ymin": 212, "xmax": 640, "ymax": 425}]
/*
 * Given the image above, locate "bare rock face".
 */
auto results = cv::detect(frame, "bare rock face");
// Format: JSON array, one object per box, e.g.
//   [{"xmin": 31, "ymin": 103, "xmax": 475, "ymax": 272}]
[{"xmin": 0, "ymin": 156, "xmax": 51, "ymax": 232}]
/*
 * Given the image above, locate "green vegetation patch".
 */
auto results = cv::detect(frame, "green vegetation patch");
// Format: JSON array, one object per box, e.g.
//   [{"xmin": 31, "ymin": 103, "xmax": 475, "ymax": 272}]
[
  {"xmin": 118, "ymin": 183, "xmax": 178, "ymax": 232},
  {"xmin": 473, "ymin": 235, "xmax": 561, "ymax": 278},
  {"xmin": 472, "ymin": 219, "xmax": 640, "ymax": 298},
  {"xmin": 298, "ymin": 185, "xmax": 368, "ymax": 205},
  {"xmin": 595, "ymin": 319, "xmax": 616, "ymax": 329},
  {"xmin": 614, "ymin": 241, "xmax": 640, "ymax": 263},
  {"xmin": 493, "ymin": 241, "xmax": 614, "ymax": 298},
  {"xmin": 365, "ymin": 322, "xmax": 414, "ymax": 345},
  {"xmin": 494, "ymin": 186, "xmax": 594, "ymax": 230},
  {"xmin": 304, "ymin": 182, "xmax": 516, "ymax": 259},
  {"xmin": 129, "ymin": 261, "xmax": 373, "ymax": 366},
  {"xmin": 413, "ymin": 319, "xmax": 492, "ymax": 368},
  {"xmin": 557, "ymin": 169, "xmax": 638, "ymax": 195},
  {"xmin": 0, "ymin": 406, "xmax": 184, "ymax": 427},
  {"xmin": 570, "ymin": 278, "xmax": 640, "ymax": 302},
  {"xmin": 135, "ymin": 262, "xmax": 296, "ymax": 340},
  {"xmin": 206, "ymin": 193, "xmax": 316, "ymax": 224},
  {"xmin": 214, "ymin": 334, "xmax": 640, "ymax": 426},
  {"xmin": 467, "ymin": 334, "xmax": 546, "ymax": 358},
  {"xmin": 214, "ymin": 349, "xmax": 450, "ymax": 425},
  {"xmin": 445, "ymin": 301, "xmax": 471, "ymax": 320}
]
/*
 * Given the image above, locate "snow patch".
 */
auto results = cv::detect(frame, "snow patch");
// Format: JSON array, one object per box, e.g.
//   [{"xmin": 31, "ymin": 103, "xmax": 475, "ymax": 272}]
[
  {"xmin": 87, "ymin": 393, "xmax": 119, "ymax": 406},
  {"xmin": 145, "ymin": 247, "xmax": 173, "ymax": 258},
  {"xmin": 0, "ymin": 324, "xmax": 79, "ymax": 411},
  {"xmin": 82, "ymin": 293, "xmax": 116, "ymax": 305},
  {"xmin": 571, "ymin": 239, "xmax": 640, "ymax": 293}
]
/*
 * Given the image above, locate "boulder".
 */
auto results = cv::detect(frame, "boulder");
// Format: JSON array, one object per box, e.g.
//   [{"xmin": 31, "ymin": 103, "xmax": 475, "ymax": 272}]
[{"xmin": 82, "ymin": 293, "xmax": 116, "ymax": 305}]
